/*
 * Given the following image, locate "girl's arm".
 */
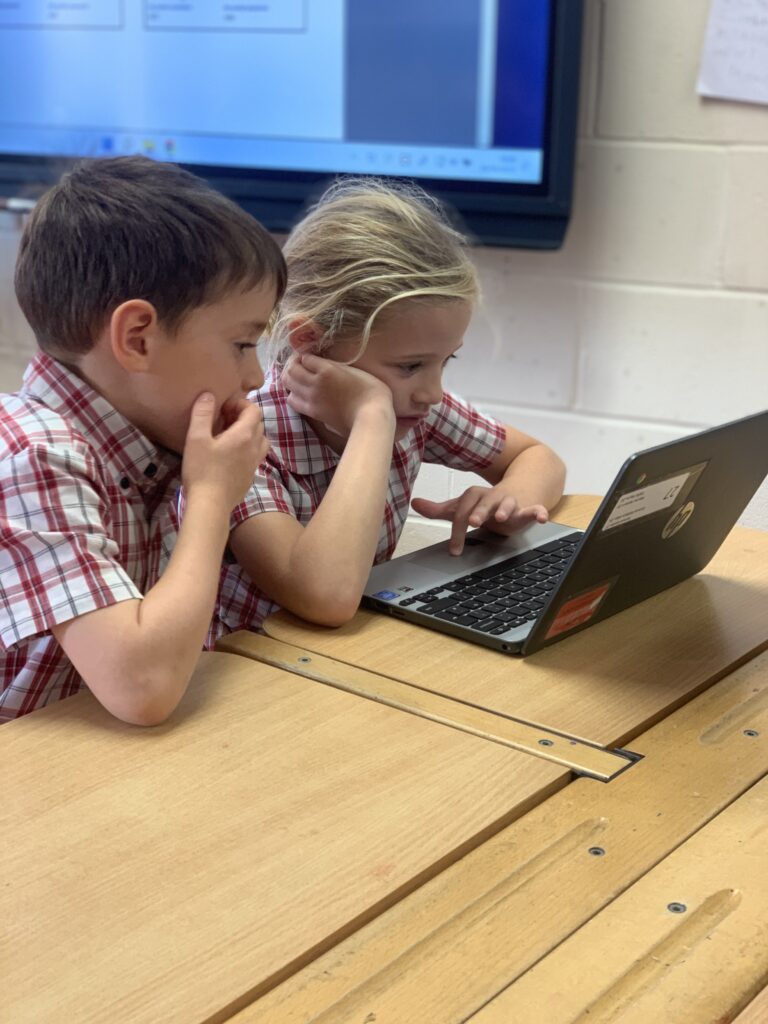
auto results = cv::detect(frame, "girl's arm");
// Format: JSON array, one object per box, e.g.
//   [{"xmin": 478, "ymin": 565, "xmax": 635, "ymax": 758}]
[
  {"xmin": 481, "ymin": 425, "xmax": 566, "ymax": 509},
  {"xmin": 412, "ymin": 425, "xmax": 566, "ymax": 555},
  {"xmin": 230, "ymin": 356, "xmax": 397, "ymax": 626}
]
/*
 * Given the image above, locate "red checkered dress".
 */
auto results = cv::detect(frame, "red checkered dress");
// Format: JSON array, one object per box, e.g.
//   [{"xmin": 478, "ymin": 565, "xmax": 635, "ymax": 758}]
[
  {"xmin": 207, "ymin": 373, "xmax": 505, "ymax": 642},
  {"xmin": 0, "ymin": 354, "xmax": 180, "ymax": 722}
]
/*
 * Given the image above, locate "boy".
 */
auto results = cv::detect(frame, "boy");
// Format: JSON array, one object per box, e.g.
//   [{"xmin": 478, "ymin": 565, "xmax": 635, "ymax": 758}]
[{"xmin": 0, "ymin": 156, "xmax": 285, "ymax": 725}]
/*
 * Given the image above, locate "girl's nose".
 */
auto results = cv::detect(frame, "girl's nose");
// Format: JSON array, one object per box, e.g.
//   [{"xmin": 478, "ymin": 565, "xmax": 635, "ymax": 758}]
[{"xmin": 413, "ymin": 375, "xmax": 444, "ymax": 408}]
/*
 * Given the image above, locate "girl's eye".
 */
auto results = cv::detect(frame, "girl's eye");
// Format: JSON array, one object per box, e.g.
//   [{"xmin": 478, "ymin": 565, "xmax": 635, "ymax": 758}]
[
  {"xmin": 397, "ymin": 354, "xmax": 458, "ymax": 374},
  {"xmin": 443, "ymin": 353, "xmax": 459, "ymax": 366},
  {"xmin": 236, "ymin": 342, "xmax": 257, "ymax": 353}
]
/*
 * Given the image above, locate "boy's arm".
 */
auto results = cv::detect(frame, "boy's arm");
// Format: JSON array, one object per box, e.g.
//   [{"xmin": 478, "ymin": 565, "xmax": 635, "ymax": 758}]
[
  {"xmin": 230, "ymin": 355, "xmax": 397, "ymax": 626},
  {"xmin": 52, "ymin": 394, "xmax": 266, "ymax": 726},
  {"xmin": 413, "ymin": 424, "xmax": 566, "ymax": 555}
]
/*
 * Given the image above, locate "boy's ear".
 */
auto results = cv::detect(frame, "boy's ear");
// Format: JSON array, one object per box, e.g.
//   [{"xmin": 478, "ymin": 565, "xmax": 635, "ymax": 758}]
[
  {"xmin": 287, "ymin": 318, "xmax": 324, "ymax": 355},
  {"xmin": 108, "ymin": 300, "xmax": 161, "ymax": 372}
]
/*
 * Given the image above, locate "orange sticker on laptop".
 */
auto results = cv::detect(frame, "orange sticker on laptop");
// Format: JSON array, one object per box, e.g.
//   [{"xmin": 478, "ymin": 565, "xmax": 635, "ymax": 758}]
[{"xmin": 545, "ymin": 581, "xmax": 614, "ymax": 639}]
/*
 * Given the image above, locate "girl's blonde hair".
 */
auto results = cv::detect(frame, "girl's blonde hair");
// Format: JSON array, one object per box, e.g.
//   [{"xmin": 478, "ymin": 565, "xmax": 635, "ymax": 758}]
[{"xmin": 268, "ymin": 177, "xmax": 478, "ymax": 365}]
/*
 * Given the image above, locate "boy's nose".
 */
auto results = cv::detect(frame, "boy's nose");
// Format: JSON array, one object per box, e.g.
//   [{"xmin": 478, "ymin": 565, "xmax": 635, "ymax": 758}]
[{"xmin": 243, "ymin": 356, "xmax": 265, "ymax": 394}]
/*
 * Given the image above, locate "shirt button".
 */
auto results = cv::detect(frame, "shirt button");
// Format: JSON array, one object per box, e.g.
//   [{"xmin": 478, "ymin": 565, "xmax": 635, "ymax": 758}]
[
  {"xmin": 144, "ymin": 462, "xmax": 158, "ymax": 478},
  {"xmin": 119, "ymin": 477, "xmax": 130, "ymax": 490}
]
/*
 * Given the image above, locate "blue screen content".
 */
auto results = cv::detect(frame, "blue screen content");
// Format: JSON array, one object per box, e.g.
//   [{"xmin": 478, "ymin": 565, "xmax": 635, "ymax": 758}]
[{"xmin": 0, "ymin": 0, "xmax": 552, "ymax": 187}]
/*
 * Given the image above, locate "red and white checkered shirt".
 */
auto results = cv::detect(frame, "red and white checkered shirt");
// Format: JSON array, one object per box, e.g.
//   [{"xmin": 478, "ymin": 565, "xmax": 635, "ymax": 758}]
[
  {"xmin": 207, "ymin": 373, "xmax": 505, "ymax": 641},
  {"xmin": 0, "ymin": 354, "xmax": 181, "ymax": 723}
]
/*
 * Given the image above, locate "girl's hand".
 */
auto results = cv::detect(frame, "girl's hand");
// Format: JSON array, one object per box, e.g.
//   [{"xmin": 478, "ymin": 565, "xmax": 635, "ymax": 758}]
[
  {"xmin": 411, "ymin": 487, "xmax": 549, "ymax": 555},
  {"xmin": 281, "ymin": 352, "xmax": 393, "ymax": 435}
]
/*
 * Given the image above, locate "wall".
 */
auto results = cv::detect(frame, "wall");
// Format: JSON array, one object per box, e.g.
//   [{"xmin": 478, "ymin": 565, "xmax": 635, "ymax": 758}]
[
  {"xmin": 0, "ymin": 0, "xmax": 766, "ymax": 529},
  {"xmin": 423, "ymin": 0, "xmax": 768, "ymax": 530}
]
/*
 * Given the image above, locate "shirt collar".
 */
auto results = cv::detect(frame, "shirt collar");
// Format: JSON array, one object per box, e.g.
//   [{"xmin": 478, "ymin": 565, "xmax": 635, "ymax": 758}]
[{"xmin": 21, "ymin": 353, "xmax": 179, "ymax": 491}]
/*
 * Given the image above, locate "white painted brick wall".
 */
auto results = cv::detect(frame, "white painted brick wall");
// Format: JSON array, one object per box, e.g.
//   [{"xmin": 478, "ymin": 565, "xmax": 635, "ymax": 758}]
[
  {"xmin": 0, "ymin": 0, "xmax": 766, "ymax": 530},
  {"xmin": 576, "ymin": 284, "xmax": 768, "ymax": 422},
  {"xmin": 423, "ymin": 0, "xmax": 768, "ymax": 532},
  {"xmin": 723, "ymin": 150, "xmax": 768, "ymax": 290},
  {"xmin": 597, "ymin": 0, "xmax": 768, "ymax": 144}
]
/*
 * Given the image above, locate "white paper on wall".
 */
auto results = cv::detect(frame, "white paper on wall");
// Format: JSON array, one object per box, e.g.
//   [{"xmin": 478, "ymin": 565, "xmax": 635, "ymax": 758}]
[{"xmin": 698, "ymin": 0, "xmax": 768, "ymax": 105}]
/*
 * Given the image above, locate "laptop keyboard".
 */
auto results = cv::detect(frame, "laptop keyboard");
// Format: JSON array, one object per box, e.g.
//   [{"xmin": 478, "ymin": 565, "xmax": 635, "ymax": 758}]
[{"xmin": 395, "ymin": 532, "xmax": 583, "ymax": 636}]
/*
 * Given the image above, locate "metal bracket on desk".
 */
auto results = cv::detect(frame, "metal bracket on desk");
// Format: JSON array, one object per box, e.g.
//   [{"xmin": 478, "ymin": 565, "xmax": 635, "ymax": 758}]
[
  {"xmin": 571, "ymin": 746, "xmax": 644, "ymax": 782},
  {"xmin": 217, "ymin": 632, "xmax": 641, "ymax": 782}
]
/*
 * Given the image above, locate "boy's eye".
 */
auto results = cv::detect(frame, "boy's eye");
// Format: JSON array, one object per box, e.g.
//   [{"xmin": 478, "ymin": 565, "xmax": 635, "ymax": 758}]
[{"xmin": 443, "ymin": 353, "xmax": 459, "ymax": 366}]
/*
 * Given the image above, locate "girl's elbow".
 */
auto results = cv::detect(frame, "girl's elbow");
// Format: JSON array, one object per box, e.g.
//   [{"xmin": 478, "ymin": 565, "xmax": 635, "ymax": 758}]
[
  {"xmin": 118, "ymin": 701, "xmax": 175, "ymax": 728},
  {"xmin": 297, "ymin": 588, "xmax": 361, "ymax": 628},
  {"xmin": 543, "ymin": 449, "xmax": 566, "ymax": 502},
  {"xmin": 555, "ymin": 454, "xmax": 567, "ymax": 488},
  {"xmin": 97, "ymin": 671, "xmax": 182, "ymax": 728},
  {"xmin": 319, "ymin": 603, "xmax": 359, "ymax": 628}
]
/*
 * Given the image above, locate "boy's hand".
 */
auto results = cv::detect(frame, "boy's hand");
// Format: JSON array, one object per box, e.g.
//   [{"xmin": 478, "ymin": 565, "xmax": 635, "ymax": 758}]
[
  {"xmin": 411, "ymin": 487, "xmax": 549, "ymax": 556},
  {"xmin": 282, "ymin": 352, "xmax": 394, "ymax": 435},
  {"xmin": 182, "ymin": 393, "xmax": 268, "ymax": 510}
]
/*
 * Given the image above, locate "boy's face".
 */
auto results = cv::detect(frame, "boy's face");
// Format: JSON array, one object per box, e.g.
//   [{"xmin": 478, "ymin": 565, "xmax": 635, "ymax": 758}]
[
  {"xmin": 142, "ymin": 280, "xmax": 276, "ymax": 453},
  {"xmin": 327, "ymin": 299, "xmax": 471, "ymax": 441}
]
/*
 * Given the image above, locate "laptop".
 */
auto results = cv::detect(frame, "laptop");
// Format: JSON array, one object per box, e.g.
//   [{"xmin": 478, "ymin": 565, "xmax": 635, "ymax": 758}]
[{"xmin": 363, "ymin": 409, "xmax": 768, "ymax": 655}]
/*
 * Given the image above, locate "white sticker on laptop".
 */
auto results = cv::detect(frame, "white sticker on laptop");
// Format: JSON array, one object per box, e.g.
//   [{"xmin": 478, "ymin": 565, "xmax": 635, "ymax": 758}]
[{"xmin": 601, "ymin": 472, "xmax": 690, "ymax": 532}]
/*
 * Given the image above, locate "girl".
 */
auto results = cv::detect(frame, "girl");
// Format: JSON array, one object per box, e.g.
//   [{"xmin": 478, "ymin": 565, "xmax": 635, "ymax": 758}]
[{"xmin": 215, "ymin": 178, "xmax": 566, "ymax": 637}]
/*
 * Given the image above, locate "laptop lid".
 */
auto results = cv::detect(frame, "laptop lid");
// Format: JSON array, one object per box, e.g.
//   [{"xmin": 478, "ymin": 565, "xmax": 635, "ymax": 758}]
[
  {"xmin": 522, "ymin": 408, "xmax": 768, "ymax": 654},
  {"xmin": 364, "ymin": 409, "xmax": 767, "ymax": 656}
]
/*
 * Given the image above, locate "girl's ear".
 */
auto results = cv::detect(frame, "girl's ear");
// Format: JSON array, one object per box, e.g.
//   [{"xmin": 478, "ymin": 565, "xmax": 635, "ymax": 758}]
[
  {"xmin": 287, "ymin": 318, "xmax": 324, "ymax": 355},
  {"xmin": 108, "ymin": 300, "xmax": 161, "ymax": 372}
]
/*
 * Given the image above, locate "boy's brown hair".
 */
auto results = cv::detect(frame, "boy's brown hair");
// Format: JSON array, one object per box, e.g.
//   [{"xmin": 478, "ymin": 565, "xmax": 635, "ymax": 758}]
[{"xmin": 14, "ymin": 156, "xmax": 287, "ymax": 358}]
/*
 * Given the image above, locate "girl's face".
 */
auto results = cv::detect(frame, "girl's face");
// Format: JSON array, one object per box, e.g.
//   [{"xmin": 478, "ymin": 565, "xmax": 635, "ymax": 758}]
[{"xmin": 326, "ymin": 299, "xmax": 472, "ymax": 440}]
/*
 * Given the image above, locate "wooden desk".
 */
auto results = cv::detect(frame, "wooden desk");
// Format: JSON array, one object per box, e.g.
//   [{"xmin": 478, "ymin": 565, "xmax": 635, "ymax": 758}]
[
  {"xmin": 734, "ymin": 986, "xmax": 768, "ymax": 1023},
  {"xmin": 228, "ymin": 649, "xmax": 768, "ymax": 1024},
  {"xmin": 215, "ymin": 496, "xmax": 768, "ymax": 1022},
  {"xmin": 2, "ymin": 652, "xmax": 562, "ymax": 1024},
  {"xmin": 470, "ymin": 776, "xmax": 768, "ymax": 1024},
  {"xmin": 6, "ymin": 498, "xmax": 766, "ymax": 1023},
  {"xmin": 256, "ymin": 496, "xmax": 768, "ymax": 746}
]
